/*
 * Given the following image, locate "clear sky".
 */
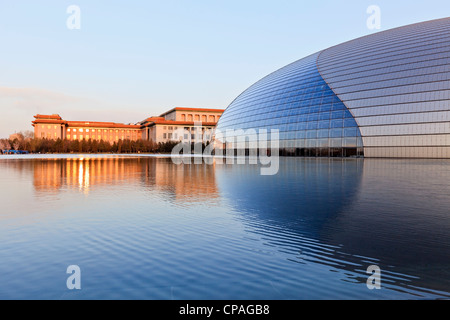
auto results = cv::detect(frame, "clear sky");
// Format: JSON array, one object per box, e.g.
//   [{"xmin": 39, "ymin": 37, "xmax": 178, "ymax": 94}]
[{"xmin": 0, "ymin": 0, "xmax": 449, "ymax": 138}]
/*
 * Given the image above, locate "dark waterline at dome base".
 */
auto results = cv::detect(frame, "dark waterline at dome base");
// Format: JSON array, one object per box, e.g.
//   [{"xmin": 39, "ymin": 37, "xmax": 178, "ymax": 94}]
[
  {"xmin": 279, "ymin": 147, "xmax": 364, "ymax": 158},
  {"xmin": 215, "ymin": 18, "xmax": 450, "ymax": 158},
  {"xmin": 224, "ymin": 147, "xmax": 364, "ymax": 158}
]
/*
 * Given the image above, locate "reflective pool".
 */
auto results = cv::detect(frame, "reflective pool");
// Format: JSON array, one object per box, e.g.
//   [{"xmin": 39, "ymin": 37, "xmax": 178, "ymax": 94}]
[{"xmin": 0, "ymin": 155, "xmax": 449, "ymax": 299}]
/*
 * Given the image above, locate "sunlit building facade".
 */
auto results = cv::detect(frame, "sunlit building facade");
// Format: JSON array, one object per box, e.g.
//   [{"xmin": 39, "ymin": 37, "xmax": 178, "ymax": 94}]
[
  {"xmin": 32, "ymin": 107, "xmax": 224, "ymax": 144},
  {"xmin": 138, "ymin": 108, "xmax": 223, "ymax": 143},
  {"xmin": 215, "ymin": 18, "xmax": 450, "ymax": 158}
]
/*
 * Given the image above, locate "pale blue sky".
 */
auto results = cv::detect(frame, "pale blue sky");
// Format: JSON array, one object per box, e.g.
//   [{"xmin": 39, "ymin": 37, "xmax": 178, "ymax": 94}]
[{"xmin": 0, "ymin": 0, "xmax": 449, "ymax": 137}]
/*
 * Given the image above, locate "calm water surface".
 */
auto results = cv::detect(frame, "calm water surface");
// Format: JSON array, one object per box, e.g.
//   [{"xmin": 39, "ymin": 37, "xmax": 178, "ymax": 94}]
[{"xmin": 0, "ymin": 155, "xmax": 449, "ymax": 299}]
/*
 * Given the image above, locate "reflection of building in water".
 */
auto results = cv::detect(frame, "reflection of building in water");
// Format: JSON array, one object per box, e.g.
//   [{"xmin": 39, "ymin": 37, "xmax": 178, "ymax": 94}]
[
  {"xmin": 33, "ymin": 158, "xmax": 143, "ymax": 193},
  {"xmin": 33, "ymin": 160, "xmax": 64, "ymax": 192},
  {"xmin": 64, "ymin": 158, "xmax": 144, "ymax": 193},
  {"xmin": 32, "ymin": 158, "xmax": 218, "ymax": 201},
  {"xmin": 147, "ymin": 160, "xmax": 219, "ymax": 202}
]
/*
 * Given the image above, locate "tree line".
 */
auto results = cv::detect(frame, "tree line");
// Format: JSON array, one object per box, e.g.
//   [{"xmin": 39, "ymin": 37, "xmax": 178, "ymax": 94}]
[{"xmin": 0, "ymin": 132, "xmax": 179, "ymax": 154}]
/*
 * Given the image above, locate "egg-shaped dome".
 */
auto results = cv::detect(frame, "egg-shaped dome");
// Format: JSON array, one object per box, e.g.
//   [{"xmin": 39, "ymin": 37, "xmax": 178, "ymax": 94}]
[{"xmin": 215, "ymin": 18, "xmax": 450, "ymax": 158}]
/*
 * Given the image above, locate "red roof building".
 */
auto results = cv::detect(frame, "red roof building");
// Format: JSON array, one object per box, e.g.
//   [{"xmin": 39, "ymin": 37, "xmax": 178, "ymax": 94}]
[{"xmin": 32, "ymin": 108, "xmax": 224, "ymax": 144}]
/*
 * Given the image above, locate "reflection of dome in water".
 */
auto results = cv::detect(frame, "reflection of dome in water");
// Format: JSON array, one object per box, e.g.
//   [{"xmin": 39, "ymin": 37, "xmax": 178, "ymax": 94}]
[
  {"xmin": 216, "ymin": 159, "xmax": 364, "ymax": 239},
  {"xmin": 215, "ymin": 159, "xmax": 450, "ymax": 296},
  {"xmin": 216, "ymin": 18, "xmax": 450, "ymax": 159}
]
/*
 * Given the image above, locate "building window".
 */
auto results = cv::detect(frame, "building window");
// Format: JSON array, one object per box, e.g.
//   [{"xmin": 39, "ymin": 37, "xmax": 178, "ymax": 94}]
[
  {"xmin": 195, "ymin": 115, "xmax": 200, "ymax": 121},
  {"xmin": 202, "ymin": 115, "xmax": 207, "ymax": 122},
  {"xmin": 168, "ymin": 133, "xmax": 173, "ymax": 139},
  {"xmin": 80, "ymin": 135, "xmax": 83, "ymax": 140},
  {"xmin": 181, "ymin": 114, "xmax": 186, "ymax": 121},
  {"xmin": 73, "ymin": 135, "xmax": 77, "ymax": 140},
  {"xmin": 67, "ymin": 135, "xmax": 71, "ymax": 139},
  {"xmin": 163, "ymin": 133, "xmax": 167, "ymax": 139},
  {"xmin": 86, "ymin": 129, "xmax": 89, "ymax": 133},
  {"xmin": 188, "ymin": 115, "xmax": 193, "ymax": 121},
  {"xmin": 86, "ymin": 135, "xmax": 90, "ymax": 140}
]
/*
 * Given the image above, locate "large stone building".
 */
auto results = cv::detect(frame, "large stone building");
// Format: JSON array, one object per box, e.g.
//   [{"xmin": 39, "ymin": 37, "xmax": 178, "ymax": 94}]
[
  {"xmin": 138, "ymin": 107, "xmax": 224, "ymax": 143},
  {"xmin": 32, "ymin": 107, "xmax": 224, "ymax": 144}
]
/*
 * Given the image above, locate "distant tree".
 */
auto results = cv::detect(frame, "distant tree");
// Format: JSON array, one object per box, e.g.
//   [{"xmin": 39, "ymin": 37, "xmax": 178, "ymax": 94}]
[
  {"xmin": 11, "ymin": 133, "xmax": 25, "ymax": 141},
  {"xmin": 3, "ymin": 136, "xmax": 177, "ymax": 154},
  {"xmin": 12, "ymin": 139, "xmax": 20, "ymax": 151},
  {"xmin": 0, "ymin": 139, "xmax": 10, "ymax": 152},
  {"xmin": 21, "ymin": 131, "xmax": 34, "ymax": 140},
  {"xmin": 157, "ymin": 141, "xmax": 179, "ymax": 153},
  {"xmin": 98, "ymin": 140, "xmax": 109, "ymax": 153},
  {"xmin": 28, "ymin": 138, "xmax": 40, "ymax": 153},
  {"xmin": 63, "ymin": 139, "xmax": 71, "ymax": 153},
  {"xmin": 70, "ymin": 140, "xmax": 80, "ymax": 153},
  {"xmin": 54, "ymin": 139, "xmax": 63, "ymax": 153},
  {"xmin": 90, "ymin": 139, "xmax": 99, "ymax": 153}
]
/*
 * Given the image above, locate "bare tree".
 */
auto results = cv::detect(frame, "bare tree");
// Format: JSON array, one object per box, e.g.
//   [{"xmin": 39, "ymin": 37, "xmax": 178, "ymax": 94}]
[
  {"xmin": 0, "ymin": 139, "xmax": 10, "ymax": 151},
  {"xmin": 12, "ymin": 140, "xmax": 20, "ymax": 151},
  {"xmin": 20, "ymin": 131, "xmax": 34, "ymax": 140}
]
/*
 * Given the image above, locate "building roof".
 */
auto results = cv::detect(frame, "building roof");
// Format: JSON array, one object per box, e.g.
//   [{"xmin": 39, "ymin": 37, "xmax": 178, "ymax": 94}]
[
  {"xmin": 34, "ymin": 114, "xmax": 63, "ymax": 120},
  {"xmin": 159, "ymin": 107, "xmax": 225, "ymax": 118},
  {"xmin": 32, "ymin": 115, "xmax": 141, "ymax": 129},
  {"xmin": 144, "ymin": 119, "xmax": 218, "ymax": 127},
  {"xmin": 141, "ymin": 115, "xmax": 219, "ymax": 127},
  {"xmin": 66, "ymin": 121, "xmax": 141, "ymax": 129},
  {"xmin": 32, "ymin": 119, "xmax": 66, "ymax": 126}
]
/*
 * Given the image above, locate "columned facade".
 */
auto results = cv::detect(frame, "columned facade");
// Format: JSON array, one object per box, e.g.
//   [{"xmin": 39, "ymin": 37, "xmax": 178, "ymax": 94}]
[{"xmin": 32, "ymin": 108, "xmax": 224, "ymax": 144}]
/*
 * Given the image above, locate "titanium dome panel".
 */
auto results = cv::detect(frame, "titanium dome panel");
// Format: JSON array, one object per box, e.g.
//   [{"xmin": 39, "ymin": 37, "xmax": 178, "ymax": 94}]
[
  {"xmin": 216, "ymin": 52, "xmax": 364, "ymax": 157},
  {"xmin": 318, "ymin": 17, "xmax": 450, "ymax": 158}
]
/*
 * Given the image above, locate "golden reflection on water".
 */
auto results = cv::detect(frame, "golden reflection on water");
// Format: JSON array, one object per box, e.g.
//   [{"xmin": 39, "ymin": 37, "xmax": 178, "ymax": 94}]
[{"xmin": 31, "ymin": 157, "xmax": 219, "ymax": 201}]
